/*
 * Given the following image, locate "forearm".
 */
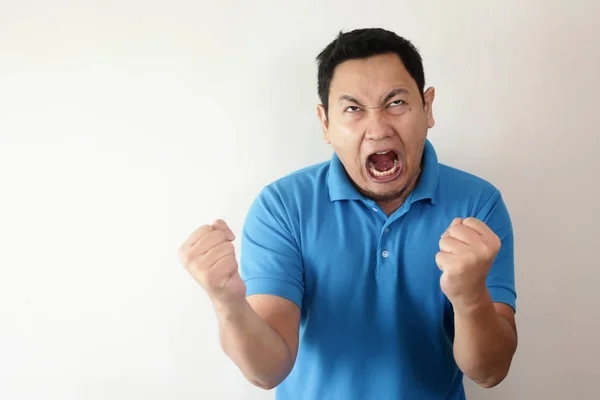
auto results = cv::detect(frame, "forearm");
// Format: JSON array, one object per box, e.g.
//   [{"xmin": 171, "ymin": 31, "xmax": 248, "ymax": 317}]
[
  {"xmin": 452, "ymin": 290, "xmax": 517, "ymax": 388},
  {"xmin": 214, "ymin": 300, "xmax": 293, "ymax": 390}
]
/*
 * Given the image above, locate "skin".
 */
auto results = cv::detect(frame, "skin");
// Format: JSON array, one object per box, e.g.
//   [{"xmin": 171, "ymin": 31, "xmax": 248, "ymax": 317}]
[
  {"xmin": 439, "ymin": 218, "xmax": 518, "ymax": 387},
  {"xmin": 317, "ymin": 53, "xmax": 517, "ymax": 386},
  {"xmin": 178, "ymin": 220, "xmax": 299, "ymax": 389},
  {"xmin": 317, "ymin": 53, "xmax": 434, "ymax": 215},
  {"xmin": 178, "ymin": 52, "xmax": 517, "ymax": 391}
]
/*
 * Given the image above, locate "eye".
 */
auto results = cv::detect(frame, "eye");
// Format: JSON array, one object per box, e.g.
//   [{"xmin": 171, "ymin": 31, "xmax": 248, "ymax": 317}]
[
  {"xmin": 389, "ymin": 100, "xmax": 405, "ymax": 107},
  {"xmin": 345, "ymin": 106, "xmax": 362, "ymax": 113}
]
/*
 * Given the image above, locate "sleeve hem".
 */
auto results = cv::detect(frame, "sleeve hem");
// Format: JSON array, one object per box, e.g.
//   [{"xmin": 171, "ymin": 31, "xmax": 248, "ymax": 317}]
[
  {"xmin": 244, "ymin": 277, "xmax": 304, "ymax": 310},
  {"xmin": 488, "ymin": 285, "xmax": 517, "ymax": 313}
]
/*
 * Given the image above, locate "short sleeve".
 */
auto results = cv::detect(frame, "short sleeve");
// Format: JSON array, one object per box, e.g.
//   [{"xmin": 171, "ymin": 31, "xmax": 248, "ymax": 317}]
[
  {"xmin": 239, "ymin": 186, "xmax": 304, "ymax": 310},
  {"xmin": 476, "ymin": 190, "xmax": 517, "ymax": 312}
]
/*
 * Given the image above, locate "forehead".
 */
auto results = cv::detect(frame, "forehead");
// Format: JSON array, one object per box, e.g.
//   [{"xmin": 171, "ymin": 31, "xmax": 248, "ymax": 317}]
[{"xmin": 329, "ymin": 53, "xmax": 417, "ymax": 101}]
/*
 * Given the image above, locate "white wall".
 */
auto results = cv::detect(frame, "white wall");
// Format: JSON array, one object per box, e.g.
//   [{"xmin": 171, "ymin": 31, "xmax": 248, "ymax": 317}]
[{"xmin": 1, "ymin": 1, "xmax": 599, "ymax": 399}]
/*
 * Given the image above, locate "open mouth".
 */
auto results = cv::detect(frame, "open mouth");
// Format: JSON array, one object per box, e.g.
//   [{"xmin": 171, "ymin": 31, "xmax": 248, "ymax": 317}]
[{"xmin": 366, "ymin": 150, "xmax": 402, "ymax": 182}]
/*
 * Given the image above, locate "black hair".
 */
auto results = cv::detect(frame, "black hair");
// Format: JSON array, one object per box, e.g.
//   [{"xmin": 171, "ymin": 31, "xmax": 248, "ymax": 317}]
[{"xmin": 316, "ymin": 28, "xmax": 425, "ymax": 114}]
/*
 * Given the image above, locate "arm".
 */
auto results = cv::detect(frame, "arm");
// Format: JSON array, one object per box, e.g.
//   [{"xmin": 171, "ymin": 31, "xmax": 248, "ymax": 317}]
[
  {"xmin": 177, "ymin": 210, "xmax": 302, "ymax": 390},
  {"xmin": 453, "ymin": 296, "xmax": 517, "ymax": 387},
  {"xmin": 216, "ymin": 294, "xmax": 300, "ymax": 390},
  {"xmin": 437, "ymin": 191, "xmax": 517, "ymax": 388},
  {"xmin": 226, "ymin": 185, "xmax": 304, "ymax": 389}
]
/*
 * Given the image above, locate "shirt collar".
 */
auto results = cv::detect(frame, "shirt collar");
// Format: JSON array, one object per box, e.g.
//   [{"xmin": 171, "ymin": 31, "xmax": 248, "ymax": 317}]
[{"xmin": 327, "ymin": 139, "xmax": 440, "ymax": 204}]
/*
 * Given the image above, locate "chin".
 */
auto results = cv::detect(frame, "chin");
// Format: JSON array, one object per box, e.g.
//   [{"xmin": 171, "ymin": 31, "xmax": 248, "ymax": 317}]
[
  {"xmin": 359, "ymin": 181, "xmax": 408, "ymax": 203},
  {"xmin": 359, "ymin": 166, "xmax": 420, "ymax": 203}
]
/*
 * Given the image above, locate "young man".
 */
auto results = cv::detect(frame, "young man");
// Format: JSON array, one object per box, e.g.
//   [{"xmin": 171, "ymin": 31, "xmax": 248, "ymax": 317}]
[{"xmin": 178, "ymin": 28, "xmax": 518, "ymax": 399}]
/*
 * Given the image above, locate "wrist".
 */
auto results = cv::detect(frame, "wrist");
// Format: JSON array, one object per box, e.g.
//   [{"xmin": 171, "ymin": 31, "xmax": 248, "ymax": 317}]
[
  {"xmin": 450, "ymin": 286, "xmax": 492, "ymax": 315},
  {"xmin": 212, "ymin": 297, "xmax": 250, "ymax": 323}
]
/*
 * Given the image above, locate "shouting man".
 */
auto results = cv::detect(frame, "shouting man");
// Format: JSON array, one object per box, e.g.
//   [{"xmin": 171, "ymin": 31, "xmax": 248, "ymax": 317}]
[{"xmin": 179, "ymin": 28, "xmax": 518, "ymax": 400}]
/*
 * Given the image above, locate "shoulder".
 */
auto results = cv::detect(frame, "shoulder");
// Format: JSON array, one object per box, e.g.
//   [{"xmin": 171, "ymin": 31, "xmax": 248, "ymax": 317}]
[
  {"xmin": 269, "ymin": 160, "xmax": 330, "ymax": 192},
  {"xmin": 246, "ymin": 160, "xmax": 330, "ymax": 221},
  {"xmin": 436, "ymin": 163, "xmax": 505, "ymax": 218},
  {"xmin": 438, "ymin": 163, "xmax": 497, "ymax": 190},
  {"xmin": 258, "ymin": 160, "xmax": 330, "ymax": 205}
]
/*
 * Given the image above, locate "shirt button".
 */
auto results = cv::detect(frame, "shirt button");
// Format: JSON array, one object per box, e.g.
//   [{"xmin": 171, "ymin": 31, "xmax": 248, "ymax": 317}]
[
  {"xmin": 382, "ymin": 250, "xmax": 390, "ymax": 258},
  {"xmin": 384, "ymin": 228, "xmax": 390, "ymax": 233}
]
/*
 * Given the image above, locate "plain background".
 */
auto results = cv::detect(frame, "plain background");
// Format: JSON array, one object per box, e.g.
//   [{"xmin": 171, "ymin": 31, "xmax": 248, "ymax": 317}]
[{"xmin": 1, "ymin": 1, "xmax": 599, "ymax": 399}]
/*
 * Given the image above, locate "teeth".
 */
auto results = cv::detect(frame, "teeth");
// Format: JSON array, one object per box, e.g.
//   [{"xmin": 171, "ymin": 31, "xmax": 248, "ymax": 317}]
[
  {"xmin": 375, "ymin": 151, "xmax": 390, "ymax": 155},
  {"xmin": 369, "ymin": 158, "xmax": 399, "ymax": 177}
]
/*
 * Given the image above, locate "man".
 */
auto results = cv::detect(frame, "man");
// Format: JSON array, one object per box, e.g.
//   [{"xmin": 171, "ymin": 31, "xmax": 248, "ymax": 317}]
[{"xmin": 178, "ymin": 28, "xmax": 517, "ymax": 399}]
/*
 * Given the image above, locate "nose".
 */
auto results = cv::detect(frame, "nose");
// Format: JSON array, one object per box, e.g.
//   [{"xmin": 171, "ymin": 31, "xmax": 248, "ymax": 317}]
[{"xmin": 364, "ymin": 110, "xmax": 394, "ymax": 141}]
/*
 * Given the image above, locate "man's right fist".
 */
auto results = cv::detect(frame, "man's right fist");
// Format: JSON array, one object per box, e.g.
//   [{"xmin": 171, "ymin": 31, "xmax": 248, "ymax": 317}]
[{"xmin": 178, "ymin": 219, "xmax": 246, "ymax": 307}]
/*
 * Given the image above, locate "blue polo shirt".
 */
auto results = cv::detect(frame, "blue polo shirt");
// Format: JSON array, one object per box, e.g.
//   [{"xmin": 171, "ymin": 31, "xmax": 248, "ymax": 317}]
[{"xmin": 239, "ymin": 139, "xmax": 516, "ymax": 400}]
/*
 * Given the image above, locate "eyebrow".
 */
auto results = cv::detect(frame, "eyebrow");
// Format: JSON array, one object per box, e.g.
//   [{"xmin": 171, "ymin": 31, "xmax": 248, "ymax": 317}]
[
  {"xmin": 338, "ymin": 88, "xmax": 410, "ymax": 108},
  {"xmin": 382, "ymin": 88, "xmax": 409, "ymax": 103},
  {"xmin": 338, "ymin": 94, "xmax": 365, "ymax": 107}
]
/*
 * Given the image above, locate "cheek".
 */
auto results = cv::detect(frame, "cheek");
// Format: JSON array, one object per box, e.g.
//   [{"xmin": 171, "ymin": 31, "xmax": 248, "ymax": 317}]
[
  {"xmin": 336, "ymin": 118, "xmax": 363, "ymax": 137},
  {"xmin": 329, "ymin": 123, "xmax": 364, "ymax": 151},
  {"xmin": 393, "ymin": 117, "xmax": 427, "ymax": 162},
  {"xmin": 392, "ymin": 117, "xmax": 428, "ymax": 154},
  {"xmin": 328, "ymin": 133, "xmax": 366, "ymax": 174},
  {"xmin": 395, "ymin": 112, "xmax": 423, "ymax": 135}
]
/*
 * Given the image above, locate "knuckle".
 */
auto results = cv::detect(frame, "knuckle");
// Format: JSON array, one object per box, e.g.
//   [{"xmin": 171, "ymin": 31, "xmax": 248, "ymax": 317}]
[
  {"xmin": 435, "ymin": 252, "xmax": 446, "ymax": 264},
  {"xmin": 204, "ymin": 243, "xmax": 233, "ymax": 265},
  {"xmin": 213, "ymin": 219, "xmax": 228, "ymax": 230},
  {"xmin": 213, "ymin": 229, "xmax": 227, "ymax": 242},
  {"xmin": 219, "ymin": 253, "xmax": 235, "ymax": 266},
  {"xmin": 222, "ymin": 241, "xmax": 235, "ymax": 254},
  {"xmin": 481, "ymin": 243, "xmax": 492, "ymax": 255},
  {"xmin": 492, "ymin": 236, "xmax": 501, "ymax": 250},
  {"xmin": 439, "ymin": 239, "xmax": 449, "ymax": 251},
  {"xmin": 482, "ymin": 240, "xmax": 498, "ymax": 257},
  {"xmin": 196, "ymin": 224, "xmax": 212, "ymax": 238},
  {"xmin": 189, "ymin": 257, "xmax": 205, "ymax": 271},
  {"xmin": 464, "ymin": 217, "xmax": 479, "ymax": 225},
  {"xmin": 177, "ymin": 246, "xmax": 186, "ymax": 262},
  {"xmin": 190, "ymin": 262, "xmax": 203, "ymax": 274},
  {"xmin": 179, "ymin": 249, "xmax": 193, "ymax": 267}
]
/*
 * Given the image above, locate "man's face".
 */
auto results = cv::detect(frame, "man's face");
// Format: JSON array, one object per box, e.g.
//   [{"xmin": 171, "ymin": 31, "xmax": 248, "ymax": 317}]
[{"xmin": 317, "ymin": 53, "xmax": 435, "ymax": 203}]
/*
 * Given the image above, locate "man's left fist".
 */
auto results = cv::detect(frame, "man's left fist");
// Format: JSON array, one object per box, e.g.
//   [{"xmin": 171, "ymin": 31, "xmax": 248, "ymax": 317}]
[{"xmin": 436, "ymin": 217, "xmax": 501, "ymax": 308}]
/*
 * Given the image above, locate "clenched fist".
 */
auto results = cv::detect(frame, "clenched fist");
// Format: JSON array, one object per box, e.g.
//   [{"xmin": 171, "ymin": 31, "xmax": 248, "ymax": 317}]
[
  {"xmin": 178, "ymin": 219, "xmax": 246, "ymax": 307},
  {"xmin": 436, "ymin": 217, "xmax": 501, "ymax": 309}
]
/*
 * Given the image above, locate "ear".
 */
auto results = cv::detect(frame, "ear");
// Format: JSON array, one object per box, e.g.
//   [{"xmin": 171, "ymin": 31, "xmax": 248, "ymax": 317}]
[
  {"xmin": 423, "ymin": 87, "xmax": 436, "ymax": 129},
  {"xmin": 316, "ymin": 104, "xmax": 330, "ymax": 144}
]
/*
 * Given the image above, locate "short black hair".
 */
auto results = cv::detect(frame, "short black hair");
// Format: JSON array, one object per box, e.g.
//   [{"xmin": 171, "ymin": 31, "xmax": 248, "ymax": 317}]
[{"xmin": 316, "ymin": 28, "xmax": 425, "ymax": 113}]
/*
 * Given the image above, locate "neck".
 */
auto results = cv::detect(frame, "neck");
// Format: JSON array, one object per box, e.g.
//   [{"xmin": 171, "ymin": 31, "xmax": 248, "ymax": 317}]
[
  {"xmin": 377, "ymin": 192, "xmax": 410, "ymax": 216},
  {"xmin": 377, "ymin": 167, "xmax": 422, "ymax": 216}
]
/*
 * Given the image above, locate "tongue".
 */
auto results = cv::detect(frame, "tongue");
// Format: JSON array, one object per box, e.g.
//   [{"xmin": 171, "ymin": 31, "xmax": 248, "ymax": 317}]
[{"xmin": 369, "ymin": 152, "xmax": 396, "ymax": 172}]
